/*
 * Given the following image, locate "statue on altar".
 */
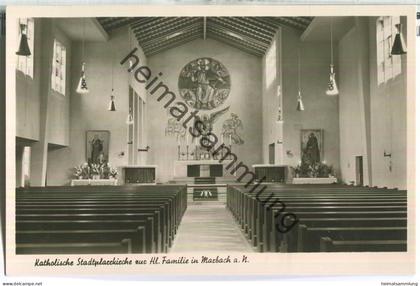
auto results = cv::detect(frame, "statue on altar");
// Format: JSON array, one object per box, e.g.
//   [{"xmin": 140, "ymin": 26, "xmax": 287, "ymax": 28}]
[{"xmin": 90, "ymin": 135, "xmax": 104, "ymax": 164}]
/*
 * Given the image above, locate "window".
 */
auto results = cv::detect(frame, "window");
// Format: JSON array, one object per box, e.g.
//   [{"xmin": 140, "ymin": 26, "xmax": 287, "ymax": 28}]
[
  {"xmin": 51, "ymin": 39, "xmax": 66, "ymax": 95},
  {"xmin": 265, "ymin": 40, "xmax": 276, "ymax": 89},
  {"xmin": 376, "ymin": 16, "xmax": 402, "ymax": 85},
  {"xmin": 16, "ymin": 18, "xmax": 34, "ymax": 78}
]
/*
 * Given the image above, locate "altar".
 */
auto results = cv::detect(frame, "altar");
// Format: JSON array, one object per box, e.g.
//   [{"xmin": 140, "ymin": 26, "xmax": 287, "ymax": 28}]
[{"xmin": 173, "ymin": 160, "xmax": 236, "ymax": 178}]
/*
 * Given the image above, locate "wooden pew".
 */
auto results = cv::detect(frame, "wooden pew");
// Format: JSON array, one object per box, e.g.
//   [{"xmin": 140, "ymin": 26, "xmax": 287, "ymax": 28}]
[
  {"xmin": 16, "ymin": 185, "xmax": 187, "ymax": 254},
  {"xmin": 16, "ymin": 202, "xmax": 173, "ymax": 250},
  {"xmin": 17, "ymin": 240, "xmax": 132, "ymax": 254},
  {"xmin": 17, "ymin": 208, "xmax": 165, "ymax": 252},
  {"xmin": 228, "ymin": 185, "xmax": 405, "ymax": 234},
  {"xmin": 226, "ymin": 184, "xmax": 407, "ymax": 253},
  {"xmin": 16, "ymin": 219, "xmax": 155, "ymax": 252},
  {"xmin": 280, "ymin": 217, "xmax": 407, "ymax": 252},
  {"xmin": 16, "ymin": 227, "xmax": 145, "ymax": 253},
  {"xmin": 319, "ymin": 237, "xmax": 407, "ymax": 252},
  {"xmin": 16, "ymin": 194, "xmax": 183, "ymax": 237},
  {"xmin": 16, "ymin": 213, "xmax": 157, "ymax": 252},
  {"xmin": 297, "ymin": 225, "xmax": 406, "ymax": 252}
]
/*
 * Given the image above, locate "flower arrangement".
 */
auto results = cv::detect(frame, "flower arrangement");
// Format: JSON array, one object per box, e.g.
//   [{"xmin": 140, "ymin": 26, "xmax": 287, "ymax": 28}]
[
  {"xmin": 109, "ymin": 167, "xmax": 118, "ymax": 179},
  {"xmin": 72, "ymin": 162, "xmax": 118, "ymax": 179},
  {"xmin": 294, "ymin": 161, "xmax": 334, "ymax": 178},
  {"xmin": 90, "ymin": 163, "xmax": 101, "ymax": 177},
  {"xmin": 100, "ymin": 163, "xmax": 118, "ymax": 179},
  {"xmin": 73, "ymin": 163, "xmax": 90, "ymax": 179}
]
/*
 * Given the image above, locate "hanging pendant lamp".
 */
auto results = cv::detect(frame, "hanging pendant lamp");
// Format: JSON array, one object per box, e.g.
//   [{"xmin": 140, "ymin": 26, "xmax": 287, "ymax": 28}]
[
  {"xmin": 109, "ymin": 54, "xmax": 117, "ymax": 111},
  {"xmin": 76, "ymin": 19, "xmax": 89, "ymax": 94},
  {"xmin": 76, "ymin": 62, "xmax": 89, "ymax": 94},
  {"xmin": 109, "ymin": 92, "xmax": 116, "ymax": 111},
  {"xmin": 128, "ymin": 27, "xmax": 134, "ymax": 72},
  {"xmin": 297, "ymin": 91, "xmax": 305, "ymax": 111},
  {"xmin": 16, "ymin": 23, "xmax": 31, "ymax": 56},
  {"xmin": 126, "ymin": 107, "xmax": 134, "ymax": 125},
  {"xmin": 391, "ymin": 23, "xmax": 406, "ymax": 55},
  {"xmin": 326, "ymin": 19, "xmax": 339, "ymax": 96},
  {"xmin": 326, "ymin": 64, "xmax": 339, "ymax": 96},
  {"xmin": 296, "ymin": 49, "xmax": 304, "ymax": 111}
]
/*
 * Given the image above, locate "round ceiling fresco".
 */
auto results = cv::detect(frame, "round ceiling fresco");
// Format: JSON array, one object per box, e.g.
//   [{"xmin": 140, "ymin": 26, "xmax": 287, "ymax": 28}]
[{"xmin": 178, "ymin": 57, "xmax": 231, "ymax": 110}]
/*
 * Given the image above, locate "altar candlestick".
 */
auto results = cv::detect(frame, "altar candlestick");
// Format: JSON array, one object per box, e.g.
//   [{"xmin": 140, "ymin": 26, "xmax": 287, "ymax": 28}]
[
  {"xmin": 186, "ymin": 145, "xmax": 189, "ymax": 160},
  {"xmin": 229, "ymin": 134, "xmax": 233, "ymax": 159}
]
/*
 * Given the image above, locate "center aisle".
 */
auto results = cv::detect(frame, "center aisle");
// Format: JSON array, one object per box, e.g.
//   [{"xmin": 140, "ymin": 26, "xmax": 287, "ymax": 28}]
[{"xmin": 170, "ymin": 203, "xmax": 255, "ymax": 253}]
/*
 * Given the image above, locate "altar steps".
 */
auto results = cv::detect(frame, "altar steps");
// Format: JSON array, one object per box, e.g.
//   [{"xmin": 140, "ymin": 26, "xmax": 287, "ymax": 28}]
[{"xmin": 194, "ymin": 177, "xmax": 216, "ymax": 184}]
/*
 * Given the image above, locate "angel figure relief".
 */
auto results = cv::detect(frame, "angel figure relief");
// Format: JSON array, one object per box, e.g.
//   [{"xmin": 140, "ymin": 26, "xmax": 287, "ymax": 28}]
[
  {"xmin": 221, "ymin": 113, "xmax": 244, "ymax": 145},
  {"xmin": 193, "ymin": 106, "xmax": 230, "ymax": 155}
]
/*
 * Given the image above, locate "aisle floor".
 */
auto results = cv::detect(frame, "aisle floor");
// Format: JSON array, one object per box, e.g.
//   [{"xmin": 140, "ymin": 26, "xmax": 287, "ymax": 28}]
[{"xmin": 170, "ymin": 203, "xmax": 255, "ymax": 253}]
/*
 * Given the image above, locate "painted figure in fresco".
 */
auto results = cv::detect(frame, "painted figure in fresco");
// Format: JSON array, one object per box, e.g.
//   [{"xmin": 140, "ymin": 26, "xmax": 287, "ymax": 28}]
[
  {"xmin": 222, "ymin": 113, "xmax": 244, "ymax": 145},
  {"xmin": 178, "ymin": 58, "xmax": 231, "ymax": 110},
  {"xmin": 302, "ymin": 132, "xmax": 320, "ymax": 164},
  {"xmin": 90, "ymin": 135, "xmax": 104, "ymax": 164},
  {"xmin": 194, "ymin": 59, "xmax": 213, "ymax": 107},
  {"xmin": 165, "ymin": 118, "xmax": 186, "ymax": 138}
]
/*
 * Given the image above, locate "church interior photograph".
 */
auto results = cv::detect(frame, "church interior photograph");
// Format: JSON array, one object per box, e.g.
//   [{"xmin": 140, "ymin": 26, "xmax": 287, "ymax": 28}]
[{"xmin": 14, "ymin": 15, "xmax": 409, "ymax": 254}]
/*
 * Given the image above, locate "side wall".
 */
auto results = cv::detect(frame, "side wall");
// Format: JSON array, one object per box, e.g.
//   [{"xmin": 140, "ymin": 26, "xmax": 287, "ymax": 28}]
[
  {"xmin": 280, "ymin": 28, "xmax": 341, "ymax": 172},
  {"xmin": 262, "ymin": 30, "xmax": 283, "ymax": 164},
  {"xmin": 338, "ymin": 16, "xmax": 407, "ymax": 189},
  {"xmin": 338, "ymin": 18, "xmax": 371, "ymax": 185},
  {"xmin": 368, "ymin": 17, "xmax": 407, "ymax": 189},
  {"xmin": 46, "ymin": 26, "xmax": 148, "ymax": 185}
]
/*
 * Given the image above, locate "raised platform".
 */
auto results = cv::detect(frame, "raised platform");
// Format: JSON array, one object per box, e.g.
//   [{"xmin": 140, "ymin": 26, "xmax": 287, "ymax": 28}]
[
  {"xmin": 186, "ymin": 184, "xmax": 227, "ymax": 203},
  {"xmin": 292, "ymin": 177, "xmax": 338, "ymax": 184},
  {"xmin": 70, "ymin": 179, "xmax": 118, "ymax": 186},
  {"xmin": 173, "ymin": 160, "xmax": 236, "ymax": 178}
]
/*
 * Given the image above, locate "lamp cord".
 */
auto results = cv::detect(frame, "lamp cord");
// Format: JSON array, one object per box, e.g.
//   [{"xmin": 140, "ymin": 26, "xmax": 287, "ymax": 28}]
[
  {"xmin": 82, "ymin": 18, "xmax": 85, "ymax": 63},
  {"xmin": 330, "ymin": 18, "xmax": 333, "ymax": 65},
  {"xmin": 298, "ymin": 48, "xmax": 301, "ymax": 93},
  {"xmin": 111, "ymin": 52, "xmax": 114, "ymax": 96},
  {"xmin": 24, "ymin": 56, "xmax": 28, "ymax": 127}
]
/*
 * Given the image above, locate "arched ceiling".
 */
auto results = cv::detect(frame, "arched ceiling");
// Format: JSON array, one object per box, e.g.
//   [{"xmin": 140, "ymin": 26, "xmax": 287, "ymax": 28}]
[{"xmin": 97, "ymin": 17, "xmax": 313, "ymax": 57}]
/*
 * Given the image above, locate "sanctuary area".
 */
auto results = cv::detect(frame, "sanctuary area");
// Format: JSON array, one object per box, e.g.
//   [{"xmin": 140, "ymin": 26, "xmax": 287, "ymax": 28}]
[{"xmin": 13, "ymin": 16, "xmax": 409, "ymax": 254}]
